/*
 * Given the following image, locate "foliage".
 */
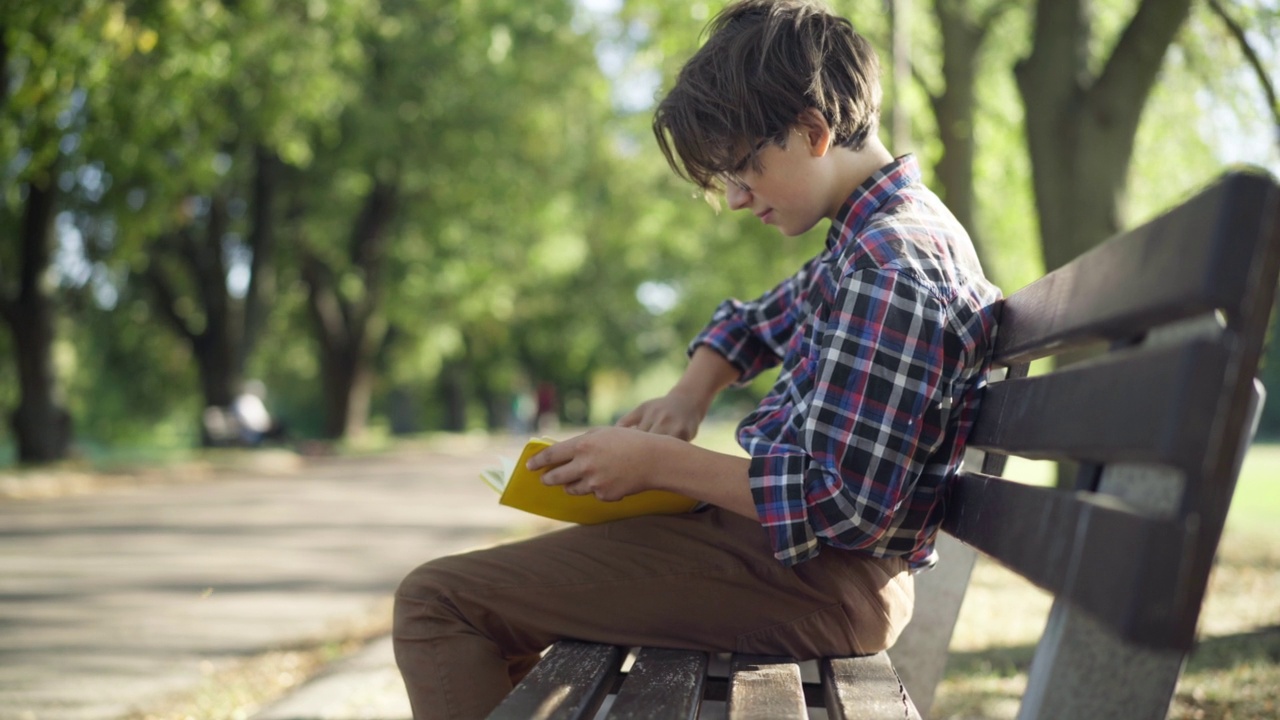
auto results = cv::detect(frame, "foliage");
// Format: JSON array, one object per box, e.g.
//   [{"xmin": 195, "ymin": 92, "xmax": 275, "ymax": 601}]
[{"xmin": 2, "ymin": 0, "xmax": 1279, "ymax": 454}]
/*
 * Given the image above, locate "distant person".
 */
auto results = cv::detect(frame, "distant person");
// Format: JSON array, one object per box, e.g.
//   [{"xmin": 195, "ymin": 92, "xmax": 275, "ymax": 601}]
[
  {"xmin": 534, "ymin": 381, "xmax": 559, "ymax": 434},
  {"xmin": 231, "ymin": 380, "xmax": 281, "ymax": 446}
]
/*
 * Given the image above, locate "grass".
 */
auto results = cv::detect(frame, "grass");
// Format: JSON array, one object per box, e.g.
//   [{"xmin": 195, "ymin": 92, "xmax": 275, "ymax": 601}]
[
  {"xmin": 933, "ymin": 443, "xmax": 1280, "ymax": 720},
  {"xmin": 696, "ymin": 423, "xmax": 1280, "ymax": 717}
]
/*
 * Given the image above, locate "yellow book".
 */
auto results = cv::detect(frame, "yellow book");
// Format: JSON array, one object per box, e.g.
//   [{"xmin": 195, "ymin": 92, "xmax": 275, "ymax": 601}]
[{"xmin": 479, "ymin": 437, "xmax": 699, "ymax": 524}]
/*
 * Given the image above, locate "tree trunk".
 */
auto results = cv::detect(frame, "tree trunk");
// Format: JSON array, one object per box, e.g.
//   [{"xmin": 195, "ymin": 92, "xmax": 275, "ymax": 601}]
[
  {"xmin": 315, "ymin": 341, "xmax": 374, "ymax": 439},
  {"xmin": 1016, "ymin": 0, "xmax": 1193, "ymax": 484},
  {"xmin": 890, "ymin": 0, "xmax": 912, "ymax": 152},
  {"xmin": 930, "ymin": 1, "xmax": 984, "ymax": 268},
  {"xmin": 299, "ymin": 179, "xmax": 396, "ymax": 439},
  {"xmin": 1017, "ymin": 0, "xmax": 1193, "ymax": 273},
  {"xmin": 239, "ymin": 147, "xmax": 281, "ymax": 373},
  {"xmin": 146, "ymin": 149, "xmax": 282, "ymax": 444},
  {"xmin": 3, "ymin": 179, "xmax": 72, "ymax": 462},
  {"xmin": 926, "ymin": 0, "xmax": 1021, "ymax": 281},
  {"xmin": 145, "ymin": 197, "xmax": 245, "ymax": 443},
  {"xmin": 437, "ymin": 361, "xmax": 468, "ymax": 432}
]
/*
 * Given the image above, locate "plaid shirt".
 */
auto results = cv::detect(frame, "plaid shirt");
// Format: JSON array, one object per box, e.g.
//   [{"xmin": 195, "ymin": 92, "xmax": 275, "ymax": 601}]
[{"xmin": 691, "ymin": 156, "xmax": 1001, "ymax": 569}]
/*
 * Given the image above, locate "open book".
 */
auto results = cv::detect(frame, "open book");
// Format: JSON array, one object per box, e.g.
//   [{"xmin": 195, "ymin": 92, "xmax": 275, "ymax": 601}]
[{"xmin": 480, "ymin": 437, "xmax": 700, "ymax": 524}]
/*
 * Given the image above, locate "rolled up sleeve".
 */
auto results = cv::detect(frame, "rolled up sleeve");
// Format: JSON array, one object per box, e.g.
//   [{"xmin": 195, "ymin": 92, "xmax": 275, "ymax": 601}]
[
  {"xmin": 689, "ymin": 257, "xmax": 820, "ymax": 385},
  {"xmin": 746, "ymin": 268, "xmax": 950, "ymax": 566}
]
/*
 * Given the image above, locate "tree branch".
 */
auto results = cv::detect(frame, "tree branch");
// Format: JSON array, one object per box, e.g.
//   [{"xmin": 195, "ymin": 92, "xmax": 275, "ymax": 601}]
[
  {"xmin": 241, "ymin": 146, "xmax": 280, "ymax": 365},
  {"xmin": 0, "ymin": 289, "xmax": 14, "ymax": 326},
  {"xmin": 0, "ymin": 23, "xmax": 9, "ymax": 113},
  {"xmin": 348, "ymin": 180, "xmax": 398, "ymax": 274},
  {"xmin": 1017, "ymin": 0, "xmax": 1089, "ymax": 100},
  {"xmin": 346, "ymin": 180, "xmax": 398, "ymax": 323},
  {"xmin": 910, "ymin": 60, "xmax": 940, "ymax": 107},
  {"xmin": 143, "ymin": 256, "xmax": 198, "ymax": 344},
  {"xmin": 1090, "ymin": 0, "xmax": 1193, "ymax": 125},
  {"xmin": 301, "ymin": 251, "xmax": 349, "ymax": 353},
  {"xmin": 197, "ymin": 194, "xmax": 231, "ymax": 332},
  {"xmin": 979, "ymin": 0, "xmax": 1019, "ymax": 30},
  {"xmin": 19, "ymin": 177, "xmax": 57, "ymax": 305},
  {"xmin": 1207, "ymin": 0, "xmax": 1280, "ymax": 130}
]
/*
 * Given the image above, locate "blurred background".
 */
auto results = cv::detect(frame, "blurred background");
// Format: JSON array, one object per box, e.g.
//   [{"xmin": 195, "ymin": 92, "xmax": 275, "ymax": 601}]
[{"xmin": 2, "ymin": 0, "xmax": 1279, "ymax": 466}]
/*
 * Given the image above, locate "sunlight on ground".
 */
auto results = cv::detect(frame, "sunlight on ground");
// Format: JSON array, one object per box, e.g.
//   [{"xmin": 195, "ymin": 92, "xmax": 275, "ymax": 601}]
[{"xmin": 932, "ymin": 443, "xmax": 1280, "ymax": 720}]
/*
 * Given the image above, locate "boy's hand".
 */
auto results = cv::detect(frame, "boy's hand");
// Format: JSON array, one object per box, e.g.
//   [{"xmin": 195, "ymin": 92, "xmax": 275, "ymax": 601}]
[
  {"xmin": 615, "ymin": 392, "xmax": 707, "ymax": 441},
  {"xmin": 528, "ymin": 427, "xmax": 676, "ymax": 501}
]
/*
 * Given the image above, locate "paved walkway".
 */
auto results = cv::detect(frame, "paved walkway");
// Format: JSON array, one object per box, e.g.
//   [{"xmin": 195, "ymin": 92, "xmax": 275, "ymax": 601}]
[{"xmin": 0, "ymin": 436, "xmax": 559, "ymax": 720}]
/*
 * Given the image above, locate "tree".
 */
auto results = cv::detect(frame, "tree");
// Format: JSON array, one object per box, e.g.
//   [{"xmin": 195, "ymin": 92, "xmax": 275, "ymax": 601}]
[
  {"xmin": 87, "ymin": 0, "xmax": 366, "ymax": 439},
  {"xmin": 917, "ymin": 0, "xmax": 1019, "ymax": 276},
  {"xmin": 0, "ymin": 1, "xmax": 129, "ymax": 462},
  {"xmin": 1017, "ymin": 0, "xmax": 1194, "ymax": 273}
]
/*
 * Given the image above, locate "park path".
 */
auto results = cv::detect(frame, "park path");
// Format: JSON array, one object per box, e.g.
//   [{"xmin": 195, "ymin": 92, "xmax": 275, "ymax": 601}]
[{"xmin": 0, "ymin": 436, "xmax": 556, "ymax": 720}]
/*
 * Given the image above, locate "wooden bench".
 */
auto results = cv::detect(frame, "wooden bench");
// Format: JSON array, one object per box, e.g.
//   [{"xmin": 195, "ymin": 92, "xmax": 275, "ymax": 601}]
[{"xmin": 485, "ymin": 171, "xmax": 1280, "ymax": 720}]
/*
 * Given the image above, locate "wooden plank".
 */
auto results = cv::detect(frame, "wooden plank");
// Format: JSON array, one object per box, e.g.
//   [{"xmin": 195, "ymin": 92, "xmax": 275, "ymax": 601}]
[
  {"xmin": 605, "ymin": 647, "xmax": 708, "ymax": 720},
  {"xmin": 726, "ymin": 655, "xmax": 807, "ymax": 720},
  {"xmin": 968, "ymin": 339, "xmax": 1228, "ymax": 470},
  {"xmin": 994, "ymin": 172, "xmax": 1272, "ymax": 365},
  {"xmin": 487, "ymin": 641, "xmax": 623, "ymax": 720},
  {"xmin": 942, "ymin": 472, "xmax": 1196, "ymax": 649},
  {"xmin": 821, "ymin": 653, "xmax": 921, "ymax": 720}
]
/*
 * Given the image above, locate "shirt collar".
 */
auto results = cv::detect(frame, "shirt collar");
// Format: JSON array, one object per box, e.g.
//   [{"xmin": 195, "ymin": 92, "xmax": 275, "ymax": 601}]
[{"xmin": 826, "ymin": 154, "xmax": 922, "ymax": 253}]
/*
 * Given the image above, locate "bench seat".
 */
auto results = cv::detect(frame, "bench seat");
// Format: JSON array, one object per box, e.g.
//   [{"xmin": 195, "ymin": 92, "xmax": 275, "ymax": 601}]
[{"xmin": 487, "ymin": 640, "xmax": 919, "ymax": 720}]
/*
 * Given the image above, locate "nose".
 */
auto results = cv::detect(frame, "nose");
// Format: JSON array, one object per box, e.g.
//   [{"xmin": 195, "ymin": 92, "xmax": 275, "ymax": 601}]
[{"xmin": 725, "ymin": 183, "xmax": 751, "ymax": 211}]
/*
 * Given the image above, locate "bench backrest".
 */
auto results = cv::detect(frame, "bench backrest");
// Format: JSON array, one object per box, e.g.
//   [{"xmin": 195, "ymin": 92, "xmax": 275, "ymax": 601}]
[
  {"xmin": 952, "ymin": 170, "xmax": 1279, "ymax": 647},
  {"xmin": 897, "ymin": 171, "xmax": 1280, "ymax": 719}
]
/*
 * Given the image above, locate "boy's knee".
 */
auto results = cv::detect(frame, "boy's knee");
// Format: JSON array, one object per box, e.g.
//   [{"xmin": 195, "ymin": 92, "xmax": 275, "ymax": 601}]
[
  {"xmin": 393, "ymin": 558, "xmax": 465, "ymax": 633},
  {"xmin": 397, "ymin": 557, "xmax": 449, "ymax": 601}
]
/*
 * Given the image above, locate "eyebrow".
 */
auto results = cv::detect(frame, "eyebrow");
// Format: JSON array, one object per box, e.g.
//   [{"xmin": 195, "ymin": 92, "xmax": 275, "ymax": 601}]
[{"xmin": 729, "ymin": 138, "xmax": 770, "ymax": 173}]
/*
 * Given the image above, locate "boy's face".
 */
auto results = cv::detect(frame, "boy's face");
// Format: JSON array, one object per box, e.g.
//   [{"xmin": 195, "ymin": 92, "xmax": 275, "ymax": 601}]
[{"xmin": 722, "ymin": 127, "xmax": 839, "ymax": 238}]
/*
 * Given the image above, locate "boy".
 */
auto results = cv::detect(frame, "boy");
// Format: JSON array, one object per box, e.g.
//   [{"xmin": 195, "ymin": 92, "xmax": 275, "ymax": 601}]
[{"xmin": 392, "ymin": 1, "xmax": 1001, "ymax": 717}]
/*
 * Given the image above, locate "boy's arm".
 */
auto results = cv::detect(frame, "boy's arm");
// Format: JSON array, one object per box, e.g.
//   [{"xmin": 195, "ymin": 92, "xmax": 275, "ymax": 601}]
[
  {"xmin": 688, "ymin": 254, "xmax": 821, "ymax": 385},
  {"xmin": 528, "ymin": 426, "xmax": 759, "ymax": 520},
  {"xmin": 616, "ymin": 346, "xmax": 739, "ymax": 440},
  {"xmin": 617, "ymin": 253, "xmax": 818, "ymax": 442}
]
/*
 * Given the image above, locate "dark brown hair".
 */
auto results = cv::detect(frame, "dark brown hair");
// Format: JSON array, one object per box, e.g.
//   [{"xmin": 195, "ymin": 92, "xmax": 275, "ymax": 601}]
[{"xmin": 653, "ymin": 0, "xmax": 882, "ymax": 194}]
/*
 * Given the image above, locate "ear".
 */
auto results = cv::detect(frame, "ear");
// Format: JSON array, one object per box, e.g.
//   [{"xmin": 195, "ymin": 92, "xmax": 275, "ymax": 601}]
[{"xmin": 794, "ymin": 108, "xmax": 833, "ymax": 157}]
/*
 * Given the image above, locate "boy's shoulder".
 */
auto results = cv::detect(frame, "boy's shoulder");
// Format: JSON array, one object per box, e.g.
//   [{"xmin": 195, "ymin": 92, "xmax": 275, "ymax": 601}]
[{"xmin": 833, "ymin": 183, "xmax": 967, "ymax": 287}]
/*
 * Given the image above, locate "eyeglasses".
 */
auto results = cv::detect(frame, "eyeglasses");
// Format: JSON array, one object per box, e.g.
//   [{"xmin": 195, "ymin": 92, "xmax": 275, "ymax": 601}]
[
  {"xmin": 731, "ymin": 138, "xmax": 770, "ymax": 173},
  {"xmin": 724, "ymin": 138, "xmax": 771, "ymax": 192}
]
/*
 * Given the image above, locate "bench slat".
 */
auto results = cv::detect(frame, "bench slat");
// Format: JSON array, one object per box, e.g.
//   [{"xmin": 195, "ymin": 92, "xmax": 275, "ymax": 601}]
[
  {"xmin": 968, "ymin": 338, "xmax": 1228, "ymax": 469},
  {"xmin": 944, "ymin": 471, "xmax": 1196, "ymax": 649},
  {"xmin": 487, "ymin": 641, "xmax": 623, "ymax": 720},
  {"xmin": 821, "ymin": 652, "xmax": 921, "ymax": 720},
  {"xmin": 994, "ymin": 172, "xmax": 1271, "ymax": 365},
  {"xmin": 605, "ymin": 647, "xmax": 708, "ymax": 720},
  {"xmin": 726, "ymin": 655, "xmax": 807, "ymax": 720}
]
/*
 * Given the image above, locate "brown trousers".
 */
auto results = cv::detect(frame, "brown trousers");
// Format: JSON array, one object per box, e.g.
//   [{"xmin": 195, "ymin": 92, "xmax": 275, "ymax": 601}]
[{"xmin": 392, "ymin": 507, "xmax": 914, "ymax": 720}]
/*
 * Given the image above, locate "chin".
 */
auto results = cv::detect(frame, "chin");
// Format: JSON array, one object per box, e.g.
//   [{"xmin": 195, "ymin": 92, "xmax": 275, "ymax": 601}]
[{"xmin": 779, "ymin": 220, "xmax": 820, "ymax": 237}]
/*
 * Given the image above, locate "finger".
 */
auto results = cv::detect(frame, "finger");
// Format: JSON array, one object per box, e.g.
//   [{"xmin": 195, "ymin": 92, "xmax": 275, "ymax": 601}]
[
  {"xmin": 616, "ymin": 408, "xmax": 641, "ymax": 427},
  {"xmin": 540, "ymin": 462, "xmax": 577, "ymax": 486},
  {"xmin": 527, "ymin": 440, "xmax": 573, "ymax": 471},
  {"xmin": 651, "ymin": 419, "xmax": 686, "ymax": 440},
  {"xmin": 535, "ymin": 450, "xmax": 586, "ymax": 484}
]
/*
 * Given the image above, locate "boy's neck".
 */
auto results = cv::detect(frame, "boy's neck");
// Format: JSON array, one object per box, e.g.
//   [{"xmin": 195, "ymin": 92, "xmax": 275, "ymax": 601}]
[
  {"xmin": 824, "ymin": 135, "xmax": 896, "ymax": 221},
  {"xmin": 826, "ymin": 136, "xmax": 897, "ymax": 220}
]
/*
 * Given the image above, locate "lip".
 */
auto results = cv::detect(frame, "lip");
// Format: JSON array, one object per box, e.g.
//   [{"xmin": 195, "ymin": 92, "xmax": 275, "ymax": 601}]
[{"xmin": 755, "ymin": 209, "xmax": 774, "ymax": 223}]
